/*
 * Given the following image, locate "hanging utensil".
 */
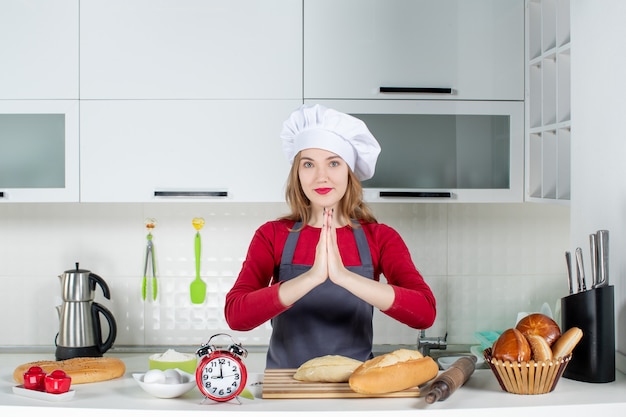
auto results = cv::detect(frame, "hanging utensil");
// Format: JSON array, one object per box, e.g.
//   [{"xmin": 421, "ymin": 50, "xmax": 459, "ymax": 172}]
[
  {"xmin": 142, "ymin": 218, "xmax": 158, "ymax": 301},
  {"xmin": 190, "ymin": 217, "xmax": 206, "ymax": 304}
]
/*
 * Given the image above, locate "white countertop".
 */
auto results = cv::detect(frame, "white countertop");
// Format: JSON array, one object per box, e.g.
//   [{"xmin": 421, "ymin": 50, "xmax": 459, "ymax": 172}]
[{"xmin": 2, "ymin": 351, "xmax": 626, "ymax": 416}]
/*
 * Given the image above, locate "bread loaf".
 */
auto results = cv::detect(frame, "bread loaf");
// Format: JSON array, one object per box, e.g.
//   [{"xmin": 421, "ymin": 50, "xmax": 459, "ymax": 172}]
[
  {"xmin": 491, "ymin": 328, "xmax": 531, "ymax": 363},
  {"xmin": 551, "ymin": 327, "xmax": 583, "ymax": 359},
  {"xmin": 348, "ymin": 349, "xmax": 438, "ymax": 395},
  {"xmin": 13, "ymin": 357, "xmax": 126, "ymax": 385},
  {"xmin": 516, "ymin": 313, "xmax": 561, "ymax": 346},
  {"xmin": 525, "ymin": 334, "xmax": 553, "ymax": 361},
  {"xmin": 293, "ymin": 355, "xmax": 363, "ymax": 383}
]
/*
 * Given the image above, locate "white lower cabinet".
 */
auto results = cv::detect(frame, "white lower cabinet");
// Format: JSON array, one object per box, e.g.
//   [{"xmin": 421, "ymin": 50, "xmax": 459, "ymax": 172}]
[{"xmin": 80, "ymin": 100, "xmax": 300, "ymax": 202}]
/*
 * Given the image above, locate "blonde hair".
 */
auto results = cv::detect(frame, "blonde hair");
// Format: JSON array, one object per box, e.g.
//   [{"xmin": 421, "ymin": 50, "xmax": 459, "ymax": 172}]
[{"xmin": 280, "ymin": 152, "xmax": 378, "ymax": 229}]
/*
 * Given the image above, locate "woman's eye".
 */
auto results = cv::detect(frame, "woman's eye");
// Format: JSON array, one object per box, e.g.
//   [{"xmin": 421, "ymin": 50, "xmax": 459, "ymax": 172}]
[
  {"xmin": 329, "ymin": 160, "xmax": 340, "ymax": 167},
  {"xmin": 303, "ymin": 161, "xmax": 313, "ymax": 168}
]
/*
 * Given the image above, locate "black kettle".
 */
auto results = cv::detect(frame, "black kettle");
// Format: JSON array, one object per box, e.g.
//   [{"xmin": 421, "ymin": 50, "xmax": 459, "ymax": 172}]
[{"xmin": 55, "ymin": 263, "xmax": 117, "ymax": 361}]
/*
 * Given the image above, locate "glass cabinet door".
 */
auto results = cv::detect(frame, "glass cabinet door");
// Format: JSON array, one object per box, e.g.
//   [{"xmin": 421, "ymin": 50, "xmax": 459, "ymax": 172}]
[
  {"xmin": 0, "ymin": 101, "xmax": 79, "ymax": 202},
  {"xmin": 306, "ymin": 99, "xmax": 524, "ymax": 203}
]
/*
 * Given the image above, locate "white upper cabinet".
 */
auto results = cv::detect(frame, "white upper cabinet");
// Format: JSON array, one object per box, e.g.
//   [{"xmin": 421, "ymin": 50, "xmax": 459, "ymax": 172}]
[
  {"xmin": 79, "ymin": 0, "xmax": 302, "ymax": 99},
  {"xmin": 0, "ymin": 0, "xmax": 78, "ymax": 99},
  {"xmin": 526, "ymin": 0, "xmax": 571, "ymax": 203},
  {"xmin": 0, "ymin": 100, "xmax": 80, "ymax": 202},
  {"xmin": 80, "ymin": 100, "xmax": 298, "ymax": 203},
  {"xmin": 304, "ymin": 0, "xmax": 524, "ymax": 101}
]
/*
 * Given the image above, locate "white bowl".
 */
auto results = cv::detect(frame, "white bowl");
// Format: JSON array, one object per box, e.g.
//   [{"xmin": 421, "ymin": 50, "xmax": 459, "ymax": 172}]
[
  {"xmin": 437, "ymin": 354, "xmax": 484, "ymax": 370},
  {"xmin": 133, "ymin": 369, "xmax": 196, "ymax": 399}
]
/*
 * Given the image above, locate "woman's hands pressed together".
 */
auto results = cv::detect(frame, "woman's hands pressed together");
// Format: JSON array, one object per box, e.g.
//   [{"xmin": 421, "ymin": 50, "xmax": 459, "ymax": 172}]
[{"xmin": 278, "ymin": 208, "xmax": 395, "ymax": 311}]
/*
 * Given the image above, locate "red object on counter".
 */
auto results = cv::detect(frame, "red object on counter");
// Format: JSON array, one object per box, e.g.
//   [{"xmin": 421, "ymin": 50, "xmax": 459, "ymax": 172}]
[
  {"xmin": 44, "ymin": 370, "xmax": 72, "ymax": 394},
  {"xmin": 23, "ymin": 366, "xmax": 46, "ymax": 391}
]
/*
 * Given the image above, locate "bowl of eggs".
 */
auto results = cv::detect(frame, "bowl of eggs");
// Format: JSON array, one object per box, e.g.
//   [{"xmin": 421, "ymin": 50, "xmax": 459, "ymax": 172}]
[{"xmin": 133, "ymin": 369, "xmax": 196, "ymax": 398}]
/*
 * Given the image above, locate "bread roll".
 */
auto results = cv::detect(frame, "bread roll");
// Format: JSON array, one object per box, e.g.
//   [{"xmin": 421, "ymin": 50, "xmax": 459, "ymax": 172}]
[
  {"xmin": 526, "ymin": 334, "xmax": 553, "ymax": 361},
  {"xmin": 551, "ymin": 327, "xmax": 583, "ymax": 359},
  {"xmin": 348, "ymin": 349, "xmax": 438, "ymax": 394},
  {"xmin": 491, "ymin": 328, "xmax": 531, "ymax": 363},
  {"xmin": 13, "ymin": 357, "xmax": 126, "ymax": 385},
  {"xmin": 516, "ymin": 313, "xmax": 561, "ymax": 346},
  {"xmin": 293, "ymin": 355, "xmax": 363, "ymax": 383}
]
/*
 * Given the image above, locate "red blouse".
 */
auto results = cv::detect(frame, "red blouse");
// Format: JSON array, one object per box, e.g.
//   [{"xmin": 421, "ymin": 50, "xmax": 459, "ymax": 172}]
[{"xmin": 224, "ymin": 219, "xmax": 436, "ymax": 331}]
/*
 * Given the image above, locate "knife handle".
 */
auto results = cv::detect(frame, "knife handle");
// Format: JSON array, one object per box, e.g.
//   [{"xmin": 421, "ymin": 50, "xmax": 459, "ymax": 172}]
[
  {"xmin": 596, "ymin": 230, "xmax": 609, "ymax": 287},
  {"xmin": 575, "ymin": 247, "xmax": 586, "ymax": 291},
  {"xmin": 589, "ymin": 234, "xmax": 598, "ymax": 288}
]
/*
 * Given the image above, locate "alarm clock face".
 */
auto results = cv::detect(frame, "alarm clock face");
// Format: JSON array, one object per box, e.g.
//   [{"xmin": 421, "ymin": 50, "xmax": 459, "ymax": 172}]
[{"xmin": 196, "ymin": 352, "xmax": 248, "ymax": 401}]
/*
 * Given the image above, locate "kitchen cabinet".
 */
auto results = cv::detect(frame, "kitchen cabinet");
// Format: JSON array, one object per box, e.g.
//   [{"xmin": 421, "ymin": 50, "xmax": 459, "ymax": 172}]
[
  {"xmin": 0, "ymin": 0, "xmax": 78, "ymax": 99},
  {"xmin": 526, "ymin": 0, "xmax": 571, "ymax": 203},
  {"xmin": 308, "ymin": 100, "xmax": 524, "ymax": 203},
  {"xmin": 0, "ymin": 100, "xmax": 80, "ymax": 202},
  {"xmin": 304, "ymin": 0, "xmax": 524, "ymax": 101},
  {"xmin": 79, "ymin": 0, "xmax": 302, "ymax": 100},
  {"xmin": 80, "ymin": 100, "xmax": 299, "ymax": 202}
]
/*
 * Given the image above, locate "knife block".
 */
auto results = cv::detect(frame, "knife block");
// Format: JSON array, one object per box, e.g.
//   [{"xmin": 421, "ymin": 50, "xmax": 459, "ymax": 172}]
[{"xmin": 560, "ymin": 285, "xmax": 615, "ymax": 383}]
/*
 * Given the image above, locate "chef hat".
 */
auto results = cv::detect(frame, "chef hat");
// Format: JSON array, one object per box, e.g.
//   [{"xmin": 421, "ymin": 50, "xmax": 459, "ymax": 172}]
[{"xmin": 280, "ymin": 104, "xmax": 381, "ymax": 181}]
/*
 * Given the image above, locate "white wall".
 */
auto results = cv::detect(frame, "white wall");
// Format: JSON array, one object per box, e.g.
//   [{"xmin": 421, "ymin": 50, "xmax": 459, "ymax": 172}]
[
  {"xmin": 0, "ymin": 202, "xmax": 569, "ymax": 350},
  {"xmin": 571, "ymin": 0, "xmax": 626, "ymax": 372}
]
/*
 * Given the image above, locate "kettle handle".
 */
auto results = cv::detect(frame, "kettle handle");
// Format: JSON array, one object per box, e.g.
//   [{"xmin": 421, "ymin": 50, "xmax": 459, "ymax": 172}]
[
  {"xmin": 91, "ymin": 302, "xmax": 117, "ymax": 354},
  {"xmin": 89, "ymin": 273, "xmax": 111, "ymax": 300}
]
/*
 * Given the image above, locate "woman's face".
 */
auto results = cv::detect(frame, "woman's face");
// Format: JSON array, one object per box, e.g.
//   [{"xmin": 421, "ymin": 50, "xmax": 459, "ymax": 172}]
[{"xmin": 297, "ymin": 148, "xmax": 349, "ymax": 210}]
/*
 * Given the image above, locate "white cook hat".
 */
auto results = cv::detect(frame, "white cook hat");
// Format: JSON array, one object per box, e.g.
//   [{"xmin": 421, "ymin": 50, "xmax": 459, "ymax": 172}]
[{"xmin": 280, "ymin": 104, "xmax": 381, "ymax": 181}]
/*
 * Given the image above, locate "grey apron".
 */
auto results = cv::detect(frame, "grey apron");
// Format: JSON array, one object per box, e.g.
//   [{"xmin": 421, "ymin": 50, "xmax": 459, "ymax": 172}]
[{"xmin": 266, "ymin": 222, "xmax": 375, "ymax": 368}]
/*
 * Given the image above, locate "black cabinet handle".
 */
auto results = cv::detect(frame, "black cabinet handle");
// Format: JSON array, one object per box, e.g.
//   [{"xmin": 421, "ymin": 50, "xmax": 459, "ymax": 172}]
[
  {"xmin": 154, "ymin": 190, "xmax": 228, "ymax": 198},
  {"xmin": 0, "ymin": 191, "xmax": 4, "ymax": 198},
  {"xmin": 379, "ymin": 191, "xmax": 452, "ymax": 198},
  {"xmin": 379, "ymin": 87, "xmax": 453, "ymax": 94}
]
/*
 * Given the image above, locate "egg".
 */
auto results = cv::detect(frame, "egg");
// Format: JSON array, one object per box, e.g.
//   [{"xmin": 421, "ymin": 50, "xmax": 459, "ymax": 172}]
[
  {"xmin": 163, "ymin": 369, "xmax": 182, "ymax": 385},
  {"xmin": 143, "ymin": 369, "xmax": 166, "ymax": 384}
]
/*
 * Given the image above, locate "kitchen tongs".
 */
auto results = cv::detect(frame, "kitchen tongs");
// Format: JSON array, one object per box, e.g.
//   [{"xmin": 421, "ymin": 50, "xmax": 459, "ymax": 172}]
[{"xmin": 142, "ymin": 218, "xmax": 158, "ymax": 301}]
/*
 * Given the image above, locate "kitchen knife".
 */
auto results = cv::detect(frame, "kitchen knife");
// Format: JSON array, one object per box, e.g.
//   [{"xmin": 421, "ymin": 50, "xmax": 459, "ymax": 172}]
[
  {"xmin": 565, "ymin": 251, "xmax": 574, "ymax": 294},
  {"xmin": 575, "ymin": 247, "xmax": 587, "ymax": 292},
  {"xmin": 589, "ymin": 233, "xmax": 598, "ymax": 288},
  {"xmin": 595, "ymin": 230, "xmax": 609, "ymax": 287}
]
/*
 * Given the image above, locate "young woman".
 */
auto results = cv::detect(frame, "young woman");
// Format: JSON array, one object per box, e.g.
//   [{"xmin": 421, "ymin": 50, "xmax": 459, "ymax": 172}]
[{"xmin": 224, "ymin": 104, "xmax": 436, "ymax": 368}]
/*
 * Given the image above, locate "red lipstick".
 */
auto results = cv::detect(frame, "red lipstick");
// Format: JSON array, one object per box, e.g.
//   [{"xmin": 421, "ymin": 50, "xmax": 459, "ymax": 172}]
[{"xmin": 315, "ymin": 188, "xmax": 332, "ymax": 195}]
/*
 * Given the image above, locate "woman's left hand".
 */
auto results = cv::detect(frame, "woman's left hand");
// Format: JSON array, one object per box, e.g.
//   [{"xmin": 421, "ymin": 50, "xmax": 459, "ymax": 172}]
[{"xmin": 324, "ymin": 208, "xmax": 350, "ymax": 285}]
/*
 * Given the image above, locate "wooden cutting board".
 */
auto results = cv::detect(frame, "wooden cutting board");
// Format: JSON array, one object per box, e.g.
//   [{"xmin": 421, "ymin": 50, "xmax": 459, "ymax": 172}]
[{"xmin": 262, "ymin": 369, "xmax": 421, "ymax": 399}]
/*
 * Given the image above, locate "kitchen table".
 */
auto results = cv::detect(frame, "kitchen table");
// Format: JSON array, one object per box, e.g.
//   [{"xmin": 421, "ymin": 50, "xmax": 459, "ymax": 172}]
[{"xmin": 2, "ymin": 349, "xmax": 625, "ymax": 416}]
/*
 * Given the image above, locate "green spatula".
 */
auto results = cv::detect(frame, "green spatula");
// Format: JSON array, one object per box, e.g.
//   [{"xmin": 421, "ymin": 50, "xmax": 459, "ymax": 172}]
[{"xmin": 190, "ymin": 217, "xmax": 206, "ymax": 304}]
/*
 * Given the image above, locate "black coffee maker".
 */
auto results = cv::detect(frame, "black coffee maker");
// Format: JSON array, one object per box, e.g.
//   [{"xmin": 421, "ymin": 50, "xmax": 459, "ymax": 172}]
[{"xmin": 55, "ymin": 263, "xmax": 117, "ymax": 360}]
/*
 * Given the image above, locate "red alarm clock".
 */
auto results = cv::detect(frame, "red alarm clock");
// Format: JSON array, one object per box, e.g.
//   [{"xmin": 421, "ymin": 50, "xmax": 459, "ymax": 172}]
[{"xmin": 195, "ymin": 333, "xmax": 248, "ymax": 402}]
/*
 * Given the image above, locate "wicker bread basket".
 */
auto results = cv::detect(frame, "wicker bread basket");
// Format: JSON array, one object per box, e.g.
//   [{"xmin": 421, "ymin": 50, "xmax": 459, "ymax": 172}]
[{"xmin": 483, "ymin": 348, "xmax": 572, "ymax": 395}]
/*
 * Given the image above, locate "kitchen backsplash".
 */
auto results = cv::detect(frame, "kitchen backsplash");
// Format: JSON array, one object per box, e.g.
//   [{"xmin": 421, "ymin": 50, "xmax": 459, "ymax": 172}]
[{"xmin": 0, "ymin": 202, "xmax": 569, "ymax": 349}]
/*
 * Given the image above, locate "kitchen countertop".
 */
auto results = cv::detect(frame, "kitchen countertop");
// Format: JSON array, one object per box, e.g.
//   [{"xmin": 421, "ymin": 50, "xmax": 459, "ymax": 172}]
[{"xmin": 2, "ymin": 350, "xmax": 625, "ymax": 416}]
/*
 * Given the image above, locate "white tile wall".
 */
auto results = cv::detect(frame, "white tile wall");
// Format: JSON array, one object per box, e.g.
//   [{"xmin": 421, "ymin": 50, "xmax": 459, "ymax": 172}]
[{"xmin": 0, "ymin": 202, "xmax": 570, "ymax": 349}]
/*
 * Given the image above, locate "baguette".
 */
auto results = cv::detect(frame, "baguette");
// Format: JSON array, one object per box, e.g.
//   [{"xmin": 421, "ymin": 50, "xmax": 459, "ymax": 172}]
[
  {"xmin": 13, "ymin": 357, "xmax": 126, "ymax": 385},
  {"xmin": 551, "ymin": 327, "xmax": 583, "ymax": 359},
  {"xmin": 293, "ymin": 355, "xmax": 363, "ymax": 383},
  {"xmin": 348, "ymin": 349, "xmax": 438, "ymax": 395}
]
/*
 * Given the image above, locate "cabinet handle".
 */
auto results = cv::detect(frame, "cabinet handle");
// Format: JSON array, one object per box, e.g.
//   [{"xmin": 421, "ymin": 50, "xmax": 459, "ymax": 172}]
[
  {"xmin": 379, "ymin": 87, "xmax": 453, "ymax": 94},
  {"xmin": 0, "ymin": 191, "xmax": 4, "ymax": 198},
  {"xmin": 154, "ymin": 190, "xmax": 228, "ymax": 198},
  {"xmin": 379, "ymin": 191, "xmax": 452, "ymax": 198}
]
